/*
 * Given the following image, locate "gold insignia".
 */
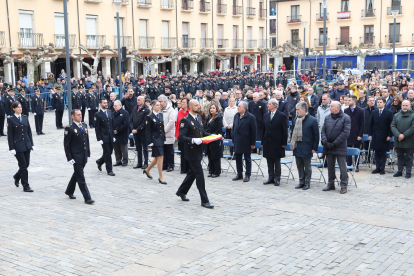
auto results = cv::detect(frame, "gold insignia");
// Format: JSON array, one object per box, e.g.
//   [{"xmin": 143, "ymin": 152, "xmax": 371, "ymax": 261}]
[
  {"xmin": 180, "ymin": 123, "xmax": 184, "ymax": 128},
  {"xmin": 191, "ymin": 121, "xmax": 194, "ymax": 125},
  {"xmin": 153, "ymin": 119, "xmax": 156, "ymax": 122},
  {"xmin": 94, "ymin": 117, "xmax": 96, "ymax": 121},
  {"xmin": 74, "ymin": 129, "xmax": 77, "ymax": 133},
  {"xmin": 65, "ymin": 131, "xmax": 68, "ymax": 136},
  {"xmin": 86, "ymin": 129, "xmax": 88, "ymax": 133}
]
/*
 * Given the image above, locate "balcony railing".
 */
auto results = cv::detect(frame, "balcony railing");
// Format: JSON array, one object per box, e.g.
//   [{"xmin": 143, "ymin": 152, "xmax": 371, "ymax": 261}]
[
  {"xmin": 0, "ymin": 31, "xmax": 6, "ymax": 48},
  {"xmin": 217, "ymin": 3, "xmax": 226, "ymax": 14},
  {"xmin": 387, "ymin": 6, "xmax": 402, "ymax": 15},
  {"xmin": 199, "ymin": 1, "xmax": 210, "ymax": 12},
  {"xmin": 336, "ymin": 37, "xmax": 352, "ymax": 46},
  {"xmin": 161, "ymin": 37, "xmax": 176, "ymax": 49},
  {"xmin": 137, "ymin": 0, "xmax": 151, "ymax": 7},
  {"xmin": 113, "ymin": 0, "xmax": 129, "ymax": 4},
  {"xmin": 247, "ymin": 7, "xmax": 255, "ymax": 18},
  {"xmin": 233, "ymin": 5, "xmax": 242, "ymax": 15},
  {"xmin": 182, "ymin": 0, "xmax": 194, "ymax": 10},
  {"xmin": 217, "ymin": 38, "xmax": 228, "ymax": 49},
  {"xmin": 385, "ymin": 34, "xmax": 401, "ymax": 44},
  {"xmin": 288, "ymin": 39, "xmax": 301, "ymax": 47},
  {"xmin": 259, "ymin": 9, "xmax": 266, "ymax": 19},
  {"xmin": 258, "ymin": 39, "xmax": 269, "ymax": 48},
  {"xmin": 18, "ymin": 32, "xmax": 44, "ymax": 48},
  {"xmin": 314, "ymin": 38, "xmax": 330, "ymax": 47},
  {"xmin": 200, "ymin": 38, "xmax": 213, "ymax": 48},
  {"xmin": 182, "ymin": 37, "xmax": 196, "ymax": 48},
  {"xmin": 360, "ymin": 36, "xmax": 375, "ymax": 45},
  {"xmin": 287, "ymin": 15, "xmax": 301, "ymax": 23},
  {"xmin": 54, "ymin": 34, "xmax": 77, "ymax": 48},
  {"xmin": 316, "ymin": 13, "xmax": 329, "ymax": 21},
  {"xmin": 413, "ymin": 34, "xmax": 414, "ymax": 44},
  {"xmin": 337, "ymin": 11, "xmax": 351, "ymax": 20},
  {"xmin": 114, "ymin": 36, "xmax": 132, "ymax": 49},
  {"xmin": 86, "ymin": 35, "xmax": 106, "ymax": 48},
  {"xmin": 138, "ymin": 36, "xmax": 155, "ymax": 49},
  {"xmin": 160, "ymin": 0, "xmax": 174, "ymax": 9},
  {"xmin": 246, "ymin": 39, "xmax": 257, "ymax": 49},
  {"xmin": 361, "ymin": 9, "xmax": 375, "ymax": 18},
  {"xmin": 233, "ymin": 39, "xmax": 243, "ymax": 49}
]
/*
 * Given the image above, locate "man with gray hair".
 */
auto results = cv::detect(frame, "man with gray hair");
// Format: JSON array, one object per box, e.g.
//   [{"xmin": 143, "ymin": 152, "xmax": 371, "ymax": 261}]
[
  {"xmin": 112, "ymin": 100, "xmax": 130, "ymax": 166},
  {"xmin": 291, "ymin": 102, "xmax": 319, "ymax": 190},
  {"xmin": 158, "ymin": 95, "xmax": 176, "ymax": 172},
  {"xmin": 321, "ymin": 101, "xmax": 351, "ymax": 194}
]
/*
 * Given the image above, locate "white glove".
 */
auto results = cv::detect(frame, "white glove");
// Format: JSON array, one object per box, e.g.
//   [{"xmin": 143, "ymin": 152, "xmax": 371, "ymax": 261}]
[
  {"xmin": 69, "ymin": 159, "xmax": 75, "ymax": 165},
  {"xmin": 193, "ymin": 138, "xmax": 203, "ymax": 145},
  {"xmin": 148, "ymin": 143, "xmax": 154, "ymax": 147},
  {"xmin": 33, "ymin": 113, "xmax": 37, "ymax": 116},
  {"xmin": 88, "ymin": 108, "xmax": 91, "ymax": 110},
  {"xmin": 87, "ymin": 157, "xmax": 90, "ymax": 162},
  {"xmin": 53, "ymin": 109, "xmax": 56, "ymax": 111},
  {"xmin": 32, "ymin": 146, "xmax": 35, "ymax": 151},
  {"xmin": 98, "ymin": 140, "xmax": 104, "ymax": 144},
  {"xmin": 113, "ymin": 138, "xmax": 116, "ymax": 142},
  {"xmin": 10, "ymin": 150, "xmax": 16, "ymax": 155}
]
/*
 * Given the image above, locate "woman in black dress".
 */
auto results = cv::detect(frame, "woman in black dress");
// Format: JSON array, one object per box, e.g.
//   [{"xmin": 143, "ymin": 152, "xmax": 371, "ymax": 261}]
[
  {"xmin": 143, "ymin": 100, "xmax": 167, "ymax": 184},
  {"xmin": 204, "ymin": 103, "xmax": 223, "ymax": 178}
]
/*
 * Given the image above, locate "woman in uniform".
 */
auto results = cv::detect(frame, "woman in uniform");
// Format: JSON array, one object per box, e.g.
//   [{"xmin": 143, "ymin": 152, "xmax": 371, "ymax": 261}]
[
  {"xmin": 7, "ymin": 101, "xmax": 34, "ymax": 192},
  {"xmin": 143, "ymin": 100, "xmax": 167, "ymax": 184}
]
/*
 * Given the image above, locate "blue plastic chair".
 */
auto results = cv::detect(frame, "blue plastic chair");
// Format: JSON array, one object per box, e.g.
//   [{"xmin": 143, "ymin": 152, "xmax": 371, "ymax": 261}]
[
  {"xmin": 247, "ymin": 141, "xmax": 264, "ymax": 179},
  {"xmin": 359, "ymin": 134, "xmax": 371, "ymax": 170},
  {"xmin": 281, "ymin": 143, "xmax": 295, "ymax": 184},
  {"xmin": 336, "ymin": 147, "xmax": 360, "ymax": 188},
  {"xmin": 310, "ymin": 145, "xmax": 326, "ymax": 185}
]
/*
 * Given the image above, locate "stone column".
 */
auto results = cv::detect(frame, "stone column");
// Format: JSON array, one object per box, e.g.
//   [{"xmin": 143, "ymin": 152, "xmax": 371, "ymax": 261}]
[
  {"xmin": 41, "ymin": 62, "xmax": 51, "ymax": 78},
  {"xmin": 190, "ymin": 61, "xmax": 197, "ymax": 75},
  {"xmin": 127, "ymin": 58, "xmax": 134, "ymax": 74},
  {"xmin": 73, "ymin": 60, "xmax": 82, "ymax": 79},
  {"xmin": 3, "ymin": 63, "xmax": 13, "ymax": 84},
  {"xmin": 237, "ymin": 55, "xmax": 244, "ymax": 69},
  {"xmin": 171, "ymin": 59, "xmax": 179, "ymax": 75},
  {"xmin": 253, "ymin": 55, "xmax": 258, "ymax": 71},
  {"xmin": 205, "ymin": 57, "xmax": 213, "ymax": 72},
  {"xmin": 262, "ymin": 54, "xmax": 268, "ymax": 72},
  {"xmin": 102, "ymin": 57, "xmax": 111, "ymax": 79}
]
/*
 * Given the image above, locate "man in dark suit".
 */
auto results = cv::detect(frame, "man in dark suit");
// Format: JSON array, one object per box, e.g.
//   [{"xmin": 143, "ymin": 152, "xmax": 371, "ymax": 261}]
[
  {"xmin": 369, "ymin": 97, "xmax": 394, "ymax": 175},
  {"xmin": 232, "ymin": 101, "xmax": 257, "ymax": 182},
  {"xmin": 4, "ymin": 87, "xmax": 17, "ymax": 117},
  {"xmin": 176, "ymin": 99, "xmax": 214, "ymax": 209},
  {"xmin": 262, "ymin": 99, "xmax": 288, "ymax": 186},
  {"xmin": 112, "ymin": 100, "xmax": 130, "ymax": 166},
  {"xmin": 86, "ymin": 87, "xmax": 99, "ymax": 128},
  {"xmin": 108, "ymin": 92, "xmax": 117, "ymax": 112},
  {"xmin": 248, "ymin": 92, "xmax": 267, "ymax": 151},
  {"xmin": 344, "ymin": 96, "xmax": 365, "ymax": 172},
  {"xmin": 94, "ymin": 98, "xmax": 115, "ymax": 176},
  {"xmin": 130, "ymin": 96, "xmax": 151, "ymax": 169},
  {"xmin": 31, "ymin": 88, "xmax": 45, "ymax": 135},
  {"xmin": 357, "ymin": 90, "xmax": 368, "ymax": 109},
  {"xmin": 363, "ymin": 96, "xmax": 377, "ymax": 163},
  {"xmin": 274, "ymin": 90, "xmax": 289, "ymax": 124},
  {"xmin": 51, "ymin": 87, "xmax": 65, "ymax": 129},
  {"xmin": 17, "ymin": 89, "xmax": 30, "ymax": 116},
  {"xmin": 64, "ymin": 109, "xmax": 94, "ymax": 204}
]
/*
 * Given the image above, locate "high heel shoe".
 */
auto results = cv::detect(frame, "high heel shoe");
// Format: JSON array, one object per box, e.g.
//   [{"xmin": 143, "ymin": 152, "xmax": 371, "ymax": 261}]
[
  {"xmin": 158, "ymin": 179, "xmax": 167, "ymax": 185},
  {"xmin": 143, "ymin": 169, "xmax": 153, "ymax": 179}
]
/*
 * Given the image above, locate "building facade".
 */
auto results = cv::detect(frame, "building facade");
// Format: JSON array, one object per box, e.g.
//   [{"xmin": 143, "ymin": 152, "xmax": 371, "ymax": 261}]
[{"xmin": 1, "ymin": 0, "xmax": 268, "ymax": 83}]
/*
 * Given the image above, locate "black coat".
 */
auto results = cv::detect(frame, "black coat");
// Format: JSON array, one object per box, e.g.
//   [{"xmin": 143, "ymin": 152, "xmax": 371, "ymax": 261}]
[
  {"xmin": 248, "ymin": 100, "xmax": 267, "ymax": 140},
  {"xmin": 357, "ymin": 99, "xmax": 368, "ymax": 109},
  {"xmin": 146, "ymin": 112, "xmax": 166, "ymax": 146},
  {"xmin": 130, "ymin": 104, "xmax": 151, "ymax": 137},
  {"xmin": 178, "ymin": 114, "xmax": 210, "ymax": 162},
  {"xmin": 364, "ymin": 106, "xmax": 377, "ymax": 134},
  {"xmin": 7, "ymin": 115, "xmax": 34, "ymax": 152},
  {"xmin": 113, "ymin": 108, "xmax": 130, "ymax": 144},
  {"xmin": 64, "ymin": 122, "xmax": 90, "ymax": 165},
  {"xmin": 344, "ymin": 106, "xmax": 365, "ymax": 146},
  {"xmin": 204, "ymin": 114, "xmax": 224, "ymax": 160},
  {"xmin": 51, "ymin": 93, "xmax": 65, "ymax": 112},
  {"xmin": 292, "ymin": 114, "xmax": 319, "ymax": 158},
  {"xmin": 86, "ymin": 92, "xmax": 99, "ymax": 110},
  {"xmin": 121, "ymin": 96, "xmax": 138, "ymax": 114},
  {"xmin": 17, "ymin": 95, "xmax": 30, "ymax": 116},
  {"xmin": 368, "ymin": 108, "xmax": 394, "ymax": 150},
  {"xmin": 262, "ymin": 110, "xmax": 288, "ymax": 159},
  {"xmin": 277, "ymin": 99, "xmax": 289, "ymax": 124},
  {"xmin": 232, "ymin": 111, "xmax": 257, "ymax": 154},
  {"xmin": 94, "ymin": 110, "xmax": 114, "ymax": 144},
  {"xmin": 286, "ymin": 91, "xmax": 299, "ymax": 118},
  {"xmin": 321, "ymin": 112, "xmax": 351, "ymax": 156},
  {"xmin": 30, "ymin": 94, "xmax": 44, "ymax": 115}
]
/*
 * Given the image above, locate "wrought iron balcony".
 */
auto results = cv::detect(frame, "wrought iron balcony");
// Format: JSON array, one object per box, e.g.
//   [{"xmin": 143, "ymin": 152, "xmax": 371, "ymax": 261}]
[
  {"xmin": 217, "ymin": 38, "xmax": 228, "ymax": 49},
  {"xmin": 18, "ymin": 32, "xmax": 44, "ymax": 48},
  {"xmin": 258, "ymin": 39, "xmax": 269, "ymax": 48},
  {"xmin": 288, "ymin": 39, "xmax": 301, "ymax": 47},
  {"xmin": 200, "ymin": 38, "xmax": 213, "ymax": 49},
  {"xmin": 161, "ymin": 37, "xmax": 176, "ymax": 49},
  {"xmin": 217, "ymin": 3, "xmax": 226, "ymax": 15},
  {"xmin": 316, "ymin": 13, "xmax": 329, "ymax": 22},
  {"xmin": 137, "ymin": 0, "xmax": 151, "ymax": 7},
  {"xmin": 337, "ymin": 11, "xmax": 351, "ymax": 20},
  {"xmin": 246, "ymin": 39, "xmax": 257, "ymax": 49},
  {"xmin": 182, "ymin": 0, "xmax": 194, "ymax": 10},
  {"xmin": 114, "ymin": 36, "xmax": 132, "ymax": 49},
  {"xmin": 199, "ymin": 1, "xmax": 210, "ymax": 12},
  {"xmin": 360, "ymin": 36, "xmax": 375, "ymax": 45},
  {"xmin": 233, "ymin": 39, "xmax": 243, "ymax": 49},
  {"xmin": 86, "ymin": 35, "xmax": 106, "ymax": 48},
  {"xmin": 361, "ymin": 9, "xmax": 375, "ymax": 18},
  {"xmin": 287, "ymin": 15, "xmax": 301, "ymax": 23},
  {"xmin": 138, "ymin": 36, "xmax": 155, "ymax": 49},
  {"xmin": 246, "ymin": 7, "xmax": 255, "ymax": 18},
  {"xmin": 387, "ymin": 6, "xmax": 402, "ymax": 15},
  {"xmin": 0, "ymin": 31, "xmax": 6, "ymax": 48},
  {"xmin": 113, "ymin": 0, "xmax": 129, "ymax": 4},
  {"xmin": 54, "ymin": 34, "xmax": 77, "ymax": 48},
  {"xmin": 233, "ymin": 5, "xmax": 242, "ymax": 16},
  {"xmin": 259, "ymin": 9, "xmax": 266, "ymax": 19},
  {"xmin": 160, "ymin": 0, "xmax": 174, "ymax": 9},
  {"xmin": 314, "ymin": 38, "xmax": 330, "ymax": 47},
  {"xmin": 336, "ymin": 37, "xmax": 352, "ymax": 46},
  {"xmin": 182, "ymin": 37, "xmax": 196, "ymax": 48},
  {"xmin": 385, "ymin": 34, "xmax": 401, "ymax": 44}
]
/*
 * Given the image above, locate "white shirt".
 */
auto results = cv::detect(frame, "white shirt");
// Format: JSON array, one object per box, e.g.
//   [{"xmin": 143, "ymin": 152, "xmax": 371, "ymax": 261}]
[
  {"xmin": 14, "ymin": 114, "xmax": 22, "ymax": 120},
  {"xmin": 189, "ymin": 112, "xmax": 198, "ymax": 120},
  {"xmin": 74, "ymin": 122, "xmax": 83, "ymax": 128}
]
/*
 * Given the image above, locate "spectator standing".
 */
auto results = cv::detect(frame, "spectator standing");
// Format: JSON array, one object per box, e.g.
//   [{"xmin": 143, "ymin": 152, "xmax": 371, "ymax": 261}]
[
  {"xmin": 317, "ymin": 94, "xmax": 331, "ymax": 139},
  {"xmin": 248, "ymin": 92, "xmax": 267, "ymax": 148},
  {"xmin": 362, "ymin": 97, "xmax": 377, "ymax": 163},
  {"xmin": 112, "ymin": 100, "xmax": 130, "ymax": 167},
  {"xmin": 158, "ymin": 95, "xmax": 176, "ymax": 172}
]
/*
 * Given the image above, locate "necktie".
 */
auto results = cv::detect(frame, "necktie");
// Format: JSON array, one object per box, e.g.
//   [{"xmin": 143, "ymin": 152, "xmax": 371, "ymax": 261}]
[
  {"xmin": 18, "ymin": 116, "xmax": 21, "ymax": 122},
  {"xmin": 137, "ymin": 107, "xmax": 141, "ymax": 114},
  {"xmin": 157, "ymin": 113, "xmax": 160, "ymax": 120},
  {"xmin": 380, "ymin": 110, "xmax": 382, "ymax": 116},
  {"xmin": 270, "ymin": 112, "xmax": 274, "ymax": 120},
  {"xmin": 79, "ymin": 124, "xmax": 83, "ymax": 132},
  {"xmin": 105, "ymin": 110, "xmax": 107, "ymax": 117}
]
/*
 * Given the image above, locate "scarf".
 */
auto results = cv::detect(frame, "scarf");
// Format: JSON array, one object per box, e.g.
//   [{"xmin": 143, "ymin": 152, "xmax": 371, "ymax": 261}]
[
  {"xmin": 331, "ymin": 109, "xmax": 342, "ymax": 120},
  {"xmin": 290, "ymin": 115, "xmax": 305, "ymax": 150}
]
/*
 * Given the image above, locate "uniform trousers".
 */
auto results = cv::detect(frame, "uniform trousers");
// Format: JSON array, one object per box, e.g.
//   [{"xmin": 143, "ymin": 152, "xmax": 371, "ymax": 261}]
[
  {"xmin": 163, "ymin": 144, "xmax": 175, "ymax": 169},
  {"xmin": 66, "ymin": 163, "xmax": 92, "ymax": 201},
  {"xmin": 88, "ymin": 110, "xmax": 96, "ymax": 128},
  {"xmin": 176, "ymin": 160, "xmax": 209, "ymax": 203},
  {"xmin": 55, "ymin": 110, "xmax": 64, "ymax": 128},
  {"xmin": 113, "ymin": 143, "xmax": 128, "ymax": 165},
  {"xmin": 96, "ymin": 142, "xmax": 113, "ymax": 172},
  {"xmin": 81, "ymin": 107, "xmax": 86, "ymax": 122},
  {"xmin": 0, "ymin": 115, "xmax": 5, "ymax": 135},
  {"xmin": 327, "ymin": 154, "xmax": 348, "ymax": 188},
  {"xmin": 134, "ymin": 134, "xmax": 148, "ymax": 166},
  {"xmin": 34, "ymin": 114, "xmax": 44, "ymax": 134},
  {"xmin": 178, "ymin": 142, "xmax": 190, "ymax": 173},
  {"xmin": 14, "ymin": 151, "xmax": 30, "ymax": 189},
  {"xmin": 266, "ymin": 157, "xmax": 281, "ymax": 181}
]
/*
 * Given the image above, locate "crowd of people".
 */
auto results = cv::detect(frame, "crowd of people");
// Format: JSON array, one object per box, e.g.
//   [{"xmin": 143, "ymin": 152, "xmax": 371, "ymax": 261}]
[{"xmin": 2, "ymin": 66, "xmax": 414, "ymax": 203}]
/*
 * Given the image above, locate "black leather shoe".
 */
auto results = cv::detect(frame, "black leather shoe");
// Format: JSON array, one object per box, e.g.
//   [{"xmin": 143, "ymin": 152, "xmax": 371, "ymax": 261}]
[
  {"xmin": 65, "ymin": 192, "xmax": 76, "ymax": 199},
  {"xmin": 340, "ymin": 188, "xmax": 347, "ymax": 194},
  {"xmin": 232, "ymin": 175, "xmax": 243, "ymax": 181},
  {"xmin": 13, "ymin": 175, "xmax": 20, "ymax": 187},
  {"xmin": 122, "ymin": 163, "xmax": 128, "ymax": 167},
  {"xmin": 295, "ymin": 184, "xmax": 305, "ymax": 189},
  {"xmin": 143, "ymin": 169, "xmax": 153, "ymax": 179},
  {"xmin": 113, "ymin": 162, "xmax": 122, "ymax": 166},
  {"xmin": 380, "ymin": 170, "xmax": 385, "ymax": 175},
  {"xmin": 142, "ymin": 165, "xmax": 148, "ymax": 170},
  {"xmin": 85, "ymin": 199, "xmax": 95, "ymax": 204},
  {"xmin": 158, "ymin": 178, "xmax": 167, "ymax": 185},
  {"xmin": 176, "ymin": 192, "xmax": 189, "ymax": 201},
  {"xmin": 133, "ymin": 164, "xmax": 142, "ymax": 169},
  {"xmin": 96, "ymin": 161, "xmax": 102, "ymax": 171},
  {"xmin": 263, "ymin": 179, "xmax": 275, "ymax": 185},
  {"xmin": 302, "ymin": 184, "xmax": 310, "ymax": 190},
  {"xmin": 167, "ymin": 168, "xmax": 174, "ymax": 172},
  {"xmin": 322, "ymin": 186, "xmax": 335, "ymax": 191},
  {"xmin": 107, "ymin": 171, "xmax": 115, "ymax": 176},
  {"xmin": 207, "ymin": 174, "xmax": 212, "ymax": 177},
  {"xmin": 243, "ymin": 176, "xmax": 250, "ymax": 182},
  {"xmin": 393, "ymin": 172, "xmax": 403, "ymax": 177},
  {"xmin": 23, "ymin": 187, "xmax": 33, "ymax": 192},
  {"xmin": 201, "ymin": 202, "xmax": 214, "ymax": 209},
  {"xmin": 211, "ymin": 174, "xmax": 219, "ymax": 178},
  {"xmin": 40, "ymin": 132, "xmax": 45, "ymax": 135},
  {"xmin": 372, "ymin": 168, "xmax": 381, "ymax": 174},
  {"xmin": 274, "ymin": 180, "xmax": 280, "ymax": 186}
]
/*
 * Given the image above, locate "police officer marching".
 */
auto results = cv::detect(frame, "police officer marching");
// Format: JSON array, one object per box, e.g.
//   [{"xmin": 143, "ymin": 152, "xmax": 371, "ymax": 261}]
[
  {"xmin": 31, "ymin": 87, "xmax": 45, "ymax": 135},
  {"xmin": 51, "ymin": 87, "xmax": 65, "ymax": 129},
  {"xmin": 86, "ymin": 86, "xmax": 99, "ymax": 128},
  {"xmin": 8, "ymin": 101, "xmax": 35, "ymax": 192},
  {"xmin": 17, "ymin": 89, "xmax": 30, "ymax": 116},
  {"xmin": 71, "ymin": 86, "xmax": 83, "ymax": 110}
]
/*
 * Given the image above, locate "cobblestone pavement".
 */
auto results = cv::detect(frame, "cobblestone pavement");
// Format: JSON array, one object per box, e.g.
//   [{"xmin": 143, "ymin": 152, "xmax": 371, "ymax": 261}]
[{"xmin": 1, "ymin": 112, "xmax": 414, "ymax": 276}]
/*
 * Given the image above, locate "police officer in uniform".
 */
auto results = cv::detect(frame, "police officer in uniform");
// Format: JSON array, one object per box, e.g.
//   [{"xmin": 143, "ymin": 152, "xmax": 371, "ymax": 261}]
[
  {"xmin": 0, "ymin": 91, "xmax": 6, "ymax": 136},
  {"xmin": 102, "ymin": 85, "xmax": 112, "ymax": 102},
  {"xmin": 4, "ymin": 87, "xmax": 17, "ymax": 117},
  {"xmin": 176, "ymin": 99, "xmax": 214, "ymax": 209},
  {"xmin": 8, "ymin": 101, "xmax": 34, "ymax": 192},
  {"xmin": 71, "ymin": 86, "xmax": 82, "ymax": 110},
  {"xmin": 86, "ymin": 87, "xmax": 98, "ymax": 128},
  {"xmin": 94, "ymin": 98, "xmax": 115, "ymax": 176},
  {"xmin": 79, "ymin": 83, "xmax": 87, "ymax": 122},
  {"xmin": 64, "ymin": 109, "xmax": 95, "ymax": 204},
  {"xmin": 17, "ymin": 88, "xmax": 30, "ymax": 116},
  {"xmin": 31, "ymin": 87, "xmax": 45, "ymax": 135},
  {"xmin": 51, "ymin": 87, "xmax": 65, "ymax": 129}
]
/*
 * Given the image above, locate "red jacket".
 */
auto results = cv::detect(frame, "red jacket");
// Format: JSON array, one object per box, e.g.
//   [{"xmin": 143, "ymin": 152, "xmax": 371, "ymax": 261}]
[
  {"xmin": 301, "ymin": 74, "xmax": 310, "ymax": 83},
  {"xmin": 175, "ymin": 108, "xmax": 190, "ymax": 138}
]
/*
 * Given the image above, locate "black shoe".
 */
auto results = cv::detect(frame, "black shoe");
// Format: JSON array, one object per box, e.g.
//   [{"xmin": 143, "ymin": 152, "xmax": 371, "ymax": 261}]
[
  {"xmin": 393, "ymin": 172, "xmax": 403, "ymax": 177},
  {"xmin": 207, "ymin": 174, "xmax": 212, "ymax": 177},
  {"xmin": 322, "ymin": 186, "xmax": 335, "ymax": 191},
  {"xmin": 176, "ymin": 192, "xmax": 189, "ymax": 201},
  {"xmin": 371, "ymin": 168, "xmax": 381, "ymax": 174},
  {"xmin": 133, "ymin": 164, "xmax": 142, "ymax": 169},
  {"xmin": 85, "ymin": 199, "xmax": 95, "ymax": 204},
  {"xmin": 232, "ymin": 175, "xmax": 243, "ymax": 181},
  {"xmin": 211, "ymin": 174, "xmax": 219, "ymax": 178},
  {"xmin": 143, "ymin": 169, "xmax": 153, "ymax": 179},
  {"xmin": 40, "ymin": 132, "xmax": 45, "ymax": 135},
  {"xmin": 96, "ymin": 161, "xmax": 102, "ymax": 171},
  {"xmin": 113, "ymin": 162, "xmax": 122, "ymax": 166},
  {"xmin": 107, "ymin": 171, "xmax": 115, "ymax": 176},
  {"xmin": 406, "ymin": 173, "xmax": 412, "ymax": 179},
  {"xmin": 122, "ymin": 163, "xmax": 128, "ymax": 167},
  {"xmin": 274, "ymin": 180, "xmax": 280, "ymax": 186},
  {"xmin": 23, "ymin": 187, "xmax": 33, "ymax": 192},
  {"xmin": 201, "ymin": 202, "xmax": 214, "ymax": 209},
  {"xmin": 65, "ymin": 192, "xmax": 76, "ymax": 199},
  {"xmin": 158, "ymin": 178, "xmax": 167, "ymax": 185},
  {"xmin": 295, "ymin": 184, "xmax": 305, "ymax": 189},
  {"xmin": 142, "ymin": 165, "xmax": 148, "ymax": 170},
  {"xmin": 243, "ymin": 176, "xmax": 250, "ymax": 182},
  {"xmin": 263, "ymin": 179, "xmax": 275, "ymax": 185},
  {"xmin": 13, "ymin": 175, "xmax": 20, "ymax": 187},
  {"xmin": 167, "ymin": 168, "xmax": 174, "ymax": 172},
  {"xmin": 340, "ymin": 188, "xmax": 347, "ymax": 194},
  {"xmin": 302, "ymin": 184, "xmax": 310, "ymax": 190},
  {"xmin": 380, "ymin": 170, "xmax": 385, "ymax": 175}
]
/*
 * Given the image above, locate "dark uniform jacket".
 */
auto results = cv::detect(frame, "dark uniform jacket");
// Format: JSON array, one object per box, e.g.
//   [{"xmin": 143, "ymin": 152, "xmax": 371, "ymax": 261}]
[
  {"xmin": 31, "ymin": 94, "xmax": 44, "ymax": 115},
  {"xmin": 86, "ymin": 92, "xmax": 99, "ymax": 110},
  {"xmin": 64, "ymin": 122, "xmax": 90, "ymax": 165},
  {"xmin": 232, "ymin": 111, "xmax": 257, "ymax": 154},
  {"xmin": 71, "ymin": 92, "xmax": 83, "ymax": 110},
  {"xmin": 130, "ymin": 104, "xmax": 151, "ymax": 137},
  {"xmin": 94, "ymin": 110, "xmax": 114, "ymax": 144},
  {"xmin": 4, "ymin": 93, "xmax": 16, "ymax": 116},
  {"xmin": 178, "ymin": 114, "xmax": 210, "ymax": 162},
  {"xmin": 113, "ymin": 108, "xmax": 130, "ymax": 144},
  {"xmin": 0, "ymin": 95, "xmax": 5, "ymax": 117},
  {"xmin": 8, "ymin": 115, "xmax": 34, "ymax": 152},
  {"xmin": 17, "ymin": 95, "xmax": 30, "ymax": 116},
  {"xmin": 51, "ymin": 93, "xmax": 65, "ymax": 112},
  {"xmin": 146, "ymin": 112, "xmax": 166, "ymax": 146},
  {"xmin": 102, "ymin": 90, "xmax": 111, "ymax": 102},
  {"xmin": 262, "ymin": 110, "xmax": 288, "ymax": 159}
]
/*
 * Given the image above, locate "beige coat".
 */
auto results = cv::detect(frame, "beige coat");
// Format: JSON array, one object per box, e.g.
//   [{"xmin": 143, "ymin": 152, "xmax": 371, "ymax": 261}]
[
  {"xmin": 161, "ymin": 103, "xmax": 176, "ymax": 144},
  {"xmin": 223, "ymin": 105, "xmax": 238, "ymax": 129}
]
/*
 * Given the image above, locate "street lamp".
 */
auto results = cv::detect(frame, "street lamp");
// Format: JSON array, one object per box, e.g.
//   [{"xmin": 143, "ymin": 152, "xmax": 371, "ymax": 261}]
[
  {"xmin": 391, "ymin": 9, "xmax": 399, "ymax": 72},
  {"xmin": 302, "ymin": 21, "xmax": 307, "ymax": 74},
  {"xmin": 63, "ymin": 0, "xmax": 73, "ymax": 123},
  {"xmin": 113, "ymin": 0, "xmax": 123, "ymax": 98},
  {"xmin": 320, "ymin": 0, "xmax": 330, "ymax": 79}
]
